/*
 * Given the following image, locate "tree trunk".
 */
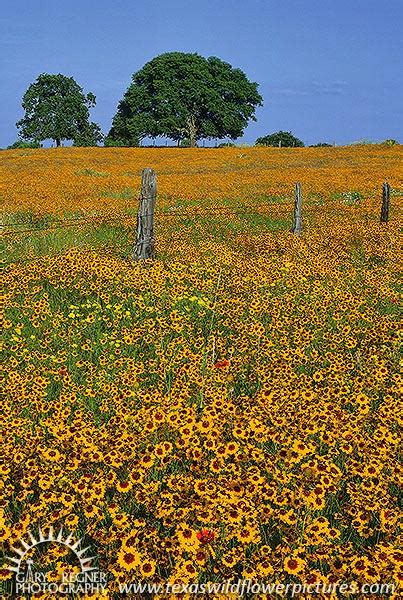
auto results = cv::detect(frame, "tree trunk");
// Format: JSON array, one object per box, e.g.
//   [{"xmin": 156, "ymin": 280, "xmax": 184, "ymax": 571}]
[
  {"xmin": 186, "ymin": 115, "xmax": 197, "ymax": 148},
  {"xmin": 55, "ymin": 138, "xmax": 61, "ymax": 147}
]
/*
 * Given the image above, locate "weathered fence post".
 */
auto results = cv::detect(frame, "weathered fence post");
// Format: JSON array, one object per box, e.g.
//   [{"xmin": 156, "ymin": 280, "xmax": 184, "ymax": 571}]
[
  {"xmin": 292, "ymin": 182, "xmax": 302, "ymax": 234},
  {"xmin": 380, "ymin": 181, "xmax": 390, "ymax": 223},
  {"xmin": 134, "ymin": 168, "xmax": 157, "ymax": 260}
]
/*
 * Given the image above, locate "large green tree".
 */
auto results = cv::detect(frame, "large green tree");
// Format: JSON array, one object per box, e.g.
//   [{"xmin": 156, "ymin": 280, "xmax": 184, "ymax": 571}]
[
  {"xmin": 106, "ymin": 52, "xmax": 263, "ymax": 147},
  {"xmin": 16, "ymin": 73, "xmax": 102, "ymax": 147}
]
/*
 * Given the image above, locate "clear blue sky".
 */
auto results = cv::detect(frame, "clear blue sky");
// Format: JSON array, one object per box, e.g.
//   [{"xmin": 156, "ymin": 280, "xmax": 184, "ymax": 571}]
[{"xmin": 1, "ymin": 0, "xmax": 402, "ymax": 147}]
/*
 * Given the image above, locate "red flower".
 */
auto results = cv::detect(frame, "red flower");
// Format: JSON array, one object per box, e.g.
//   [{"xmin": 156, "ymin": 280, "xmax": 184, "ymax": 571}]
[
  {"xmin": 214, "ymin": 359, "xmax": 229, "ymax": 369},
  {"xmin": 196, "ymin": 529, "xmax": 215, "ymax": 544}
]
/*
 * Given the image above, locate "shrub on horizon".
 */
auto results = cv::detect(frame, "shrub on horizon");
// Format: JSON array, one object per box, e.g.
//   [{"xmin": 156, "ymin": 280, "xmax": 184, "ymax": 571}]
[
  {"xmin": 255, "ymin": 130, "xmax": 304, "ymax": 147},
  {"xmin": 7, "ymin": 140, "xmax": 42, "ymax": 149}
]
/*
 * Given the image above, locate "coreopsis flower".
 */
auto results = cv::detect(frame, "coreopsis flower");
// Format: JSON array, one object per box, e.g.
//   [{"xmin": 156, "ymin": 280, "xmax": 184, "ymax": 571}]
[
  {"xmin": 139, "ymin": 560, "xmax": 156, "ymax": 578},
  {"xmin": 117, "ymin": 548, "xmax": 141, "ymax": 571},
  {"xmin": 284, "ymin": 556, "xmax": 306, "ymax": 575}
]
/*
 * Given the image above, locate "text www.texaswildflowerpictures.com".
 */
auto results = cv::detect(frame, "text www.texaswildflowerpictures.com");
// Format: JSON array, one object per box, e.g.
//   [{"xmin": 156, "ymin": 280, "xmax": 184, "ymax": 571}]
[{"xmin": 119, "ymin": 580, "xmax": 396, "ymax": 596}]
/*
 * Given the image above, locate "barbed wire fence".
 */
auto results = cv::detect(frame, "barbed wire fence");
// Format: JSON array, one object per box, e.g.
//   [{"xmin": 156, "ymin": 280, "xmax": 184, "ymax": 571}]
[{"xmin": 1, "ymin": 170, "xmax": 397, "ymax": 267}]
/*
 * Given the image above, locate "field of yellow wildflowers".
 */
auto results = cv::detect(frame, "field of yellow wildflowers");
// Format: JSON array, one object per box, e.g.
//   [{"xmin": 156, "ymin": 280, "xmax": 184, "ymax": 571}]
[{"xmin": 1, "ymin": 145, "xmax": 402, "ymax": 596}]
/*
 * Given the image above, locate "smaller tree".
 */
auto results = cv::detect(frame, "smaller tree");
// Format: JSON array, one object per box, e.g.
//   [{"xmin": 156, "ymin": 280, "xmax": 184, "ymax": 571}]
[
  {"xmin": 17, "ymin": 73, "xmax": 101, "ymax": 147},
  {"xmin": 256, "ymin": 130, "xmax": 304, "ymax": 147}
]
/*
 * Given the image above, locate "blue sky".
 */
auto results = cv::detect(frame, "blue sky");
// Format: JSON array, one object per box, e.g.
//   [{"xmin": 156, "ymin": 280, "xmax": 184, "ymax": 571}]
[{"xmin": 1, "ymin": 0, "xmax": 402, "ymax": 147}]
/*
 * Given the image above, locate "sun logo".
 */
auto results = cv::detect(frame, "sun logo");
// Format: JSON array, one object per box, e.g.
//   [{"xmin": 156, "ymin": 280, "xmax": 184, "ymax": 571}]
[{"xmin": 5, "ymin": 526, "xmax": 96, "ymax": 577}]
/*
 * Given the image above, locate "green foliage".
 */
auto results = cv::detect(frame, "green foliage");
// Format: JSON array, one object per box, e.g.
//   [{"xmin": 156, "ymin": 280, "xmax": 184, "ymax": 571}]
[
  {"xmin": 76, "ymin": 169, "xmax": 109, "ymax": 177},
  {"xmin": 99, "ymin": 187, "xmax": 133, "ymax": 200},
  {"xmin": 179, "ymin": 138, "xmax": 191, "ymax": 147},
  {"xmin": 217, "ymin": 142, "xmax": 236, "ymax": 148},
  {"xmin": 310, "ymin": 142, "xmax": 333, "ymax": 147},
  {"xmin": 103, "ymin": 136, "xmax": 134, "ymax": 147},
  {"xmin": 381, "ymin": 139, "xmax": 399, "ymax": 147},
  {"xmin": 107, "ymin": 52, "xmax": 263, "ymax": 147},
  {"xmin": 73, "ymin": 122, "xmax": 103, "ymax": 147},
  {"xmin": 255, "ymin": 130, "xmax": 304, "ymax": 147},
  {"xmin": 16, "ymin": 73, "xmax": 101, "ymax": 146},
  {"xmin": 7, "ymin": 140, "xmax": 42, "ymax": 149},
  {"xmin": 349, "ymin": 139, "xmax": 375, "ymax": 146},
  {"xmin": 332, "ymin": 191, "xmax": 364, "ymax": 204},
  {"xmin": 2, "ymin": 219, "xmax": 132, "ymax": 264}
]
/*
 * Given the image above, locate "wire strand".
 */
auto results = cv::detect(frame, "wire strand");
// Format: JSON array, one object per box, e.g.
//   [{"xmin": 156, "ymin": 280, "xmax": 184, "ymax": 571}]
[
  {"xmin": 1, "ymin": 207, "xmax": 297, "ymax": 236},
  {"xmin": 1, "ymin": 188, "xmax": 389, "ymax": 232}
]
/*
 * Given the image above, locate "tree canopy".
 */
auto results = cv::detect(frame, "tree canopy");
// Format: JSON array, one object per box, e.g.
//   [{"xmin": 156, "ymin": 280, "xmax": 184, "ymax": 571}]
[
  {"xmin": 16, "ymin": 73, "xmax": 102, "ymax": 147},
  {"xmin": 255, "ymin": 130, "xmax": 304, "ymax": 147},
  {"xmin": 106, "ymin": 52, "xmax": 263, "ymax": 147}
]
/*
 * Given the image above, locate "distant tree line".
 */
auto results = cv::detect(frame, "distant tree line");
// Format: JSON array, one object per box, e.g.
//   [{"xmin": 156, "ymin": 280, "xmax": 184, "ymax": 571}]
[
  {"xmin": 7, "ymin": 52, "xmax": 399, "ymax": 149},
  {"xmin": 14, "ymin": 53, "xmax": 262, "ymax": 149}
]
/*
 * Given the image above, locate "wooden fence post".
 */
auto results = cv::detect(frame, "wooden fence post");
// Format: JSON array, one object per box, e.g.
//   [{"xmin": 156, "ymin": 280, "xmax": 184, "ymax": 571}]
[
  {"xmin": 134, "ymin": 168, "xmax": 157, "ymax": 260},
  {"xmin": 292, "ymin": 182, "xmax": 302, "ymax": 234},
  {"xmin": 380, "ymin": 181, "xmax": 390, "ymax": 223}
]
